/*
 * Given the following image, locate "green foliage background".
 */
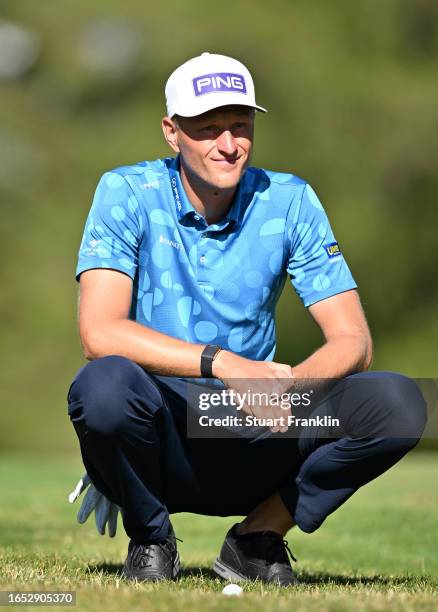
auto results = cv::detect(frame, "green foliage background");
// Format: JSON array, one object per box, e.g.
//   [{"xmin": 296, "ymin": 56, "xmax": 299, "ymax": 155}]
[{"xmin": 0, "ymin": 0, "xmax": 437, "ymax": 452}]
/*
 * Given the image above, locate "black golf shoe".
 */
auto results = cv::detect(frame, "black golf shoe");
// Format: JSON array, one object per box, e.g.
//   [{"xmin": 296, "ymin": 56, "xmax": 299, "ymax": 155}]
[
  {"xmin": 121, "ymin": 525, "xmax": 180, "ymax": 581},
  {"xmin": 213, "ymin": 523, "xmax": 298, "ymax": 586}
]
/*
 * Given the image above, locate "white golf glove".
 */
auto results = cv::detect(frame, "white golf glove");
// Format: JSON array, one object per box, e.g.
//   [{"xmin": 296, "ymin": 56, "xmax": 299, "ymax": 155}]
[{"xmin": 68, "ymin": 473, "xmax": 121, "ymax": 537}]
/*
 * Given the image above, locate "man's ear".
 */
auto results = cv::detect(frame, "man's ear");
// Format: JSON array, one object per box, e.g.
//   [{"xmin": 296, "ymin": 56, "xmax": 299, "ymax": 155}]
[{"xmin": 162, "ymin": 116, "xmax": 180, "ymax": 153}]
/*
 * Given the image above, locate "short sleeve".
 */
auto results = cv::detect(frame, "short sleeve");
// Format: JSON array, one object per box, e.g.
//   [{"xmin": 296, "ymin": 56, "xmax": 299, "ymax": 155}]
[
  {"xmin": 75, "ymin": 171, "xmax": 143, "ymax": 282},
  {"xmin": 286, "ymin": 183, "xmax": 357, "ymax": 307}
]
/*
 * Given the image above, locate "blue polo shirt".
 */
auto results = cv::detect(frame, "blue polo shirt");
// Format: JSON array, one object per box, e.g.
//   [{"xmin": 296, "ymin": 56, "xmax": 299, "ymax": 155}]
[{"xmin": 76, "ymin": 156, "xmax": 357, "ymax": 361}]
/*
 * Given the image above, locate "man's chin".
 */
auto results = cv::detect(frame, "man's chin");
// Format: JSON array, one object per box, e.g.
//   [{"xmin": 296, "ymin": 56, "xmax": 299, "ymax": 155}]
[
  {"xmin": 214, "ymin": 178, "xmax": 240, "ymax": 191},
  {"xmin": 210, "ymin": 169, "xmax": 245, "ymax": 191}
]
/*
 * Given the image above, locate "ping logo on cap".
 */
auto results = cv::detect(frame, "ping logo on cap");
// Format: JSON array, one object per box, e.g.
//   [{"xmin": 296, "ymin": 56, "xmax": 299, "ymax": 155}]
[
  {"xmin": 193, "ymin": 73, "xmax": 247, "ymax": 97},
  {"xmin": 324, "ymin": 242, "xmax": 342, "ymax": 258}
]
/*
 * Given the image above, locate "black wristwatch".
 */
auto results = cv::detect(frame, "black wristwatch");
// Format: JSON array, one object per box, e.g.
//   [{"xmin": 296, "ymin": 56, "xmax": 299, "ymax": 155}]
[{"xmin": 200, "ymin": 344, "xmax": 222, "ymax": 378}]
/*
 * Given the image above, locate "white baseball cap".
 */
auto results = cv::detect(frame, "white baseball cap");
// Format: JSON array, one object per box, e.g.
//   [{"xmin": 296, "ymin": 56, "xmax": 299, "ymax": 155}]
[{"xmin": 165, "ymin": 52, "xmax": 267, "ymax": 118}]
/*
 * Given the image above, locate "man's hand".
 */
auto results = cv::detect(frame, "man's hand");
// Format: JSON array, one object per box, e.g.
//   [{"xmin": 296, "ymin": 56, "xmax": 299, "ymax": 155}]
[
  {"xmin": 68, "ymin": 473, "xmax": 121, "ymax": 537},
  {"xmin": 212, "ymin": 352, "xmax": 295, "ymax": 433}
]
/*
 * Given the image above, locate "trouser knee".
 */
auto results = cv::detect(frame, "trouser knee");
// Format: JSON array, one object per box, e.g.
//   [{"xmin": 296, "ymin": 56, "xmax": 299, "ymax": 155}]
[
  {"xmin": 67, "ymin": 355, "xmax": 158, "ymax": 436},
  {"xmin": 346, "ymin": 372, "xmax": 428, "ymax": 442},
  {"xmin": 378, "ymin": 373, "xmax": 427, "ymax": 442}
]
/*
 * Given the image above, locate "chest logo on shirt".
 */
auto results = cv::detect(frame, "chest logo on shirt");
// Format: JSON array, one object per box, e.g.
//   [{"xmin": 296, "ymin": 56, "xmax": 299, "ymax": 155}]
[
  {"xmin": 159, "ymin": 234, "xmax": 183, "ymax": 251},
  {"xmin": 324, "ymin": 242, "xmax": 342, "ymax": 258},
  {"xmin": 193, "ymin": 73, "xmax": 247, "ymax": 96}
]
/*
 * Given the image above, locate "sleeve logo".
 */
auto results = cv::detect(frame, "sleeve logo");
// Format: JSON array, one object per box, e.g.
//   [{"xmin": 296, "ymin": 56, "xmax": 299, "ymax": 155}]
[{"xmin": 324, "ymin": 242, "xmax": 342, "ymax": 258}]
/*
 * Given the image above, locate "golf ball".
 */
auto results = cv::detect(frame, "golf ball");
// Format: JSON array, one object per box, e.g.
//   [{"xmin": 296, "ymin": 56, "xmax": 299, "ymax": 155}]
[{"xmin": 222, "ymin": 583, "xmax": 243, "ymax": 596}]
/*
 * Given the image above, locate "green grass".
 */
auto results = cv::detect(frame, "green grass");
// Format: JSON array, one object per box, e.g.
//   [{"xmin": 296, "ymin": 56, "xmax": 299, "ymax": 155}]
[{"xmin": 0, "ymin": 451, "xmax": 437, "ymax": 611}]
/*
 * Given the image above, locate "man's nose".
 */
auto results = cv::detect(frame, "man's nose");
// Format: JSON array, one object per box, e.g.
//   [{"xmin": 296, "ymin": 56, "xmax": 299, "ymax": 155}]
[{"xmin": 216, "ymin": 130, "xmax": 238, "ymax": 156}]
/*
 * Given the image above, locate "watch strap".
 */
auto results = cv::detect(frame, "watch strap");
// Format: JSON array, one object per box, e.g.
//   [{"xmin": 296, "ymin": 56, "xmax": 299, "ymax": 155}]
[{"xmin": 200, "ymin": 344, "xmax": 222, "ymax": 378}]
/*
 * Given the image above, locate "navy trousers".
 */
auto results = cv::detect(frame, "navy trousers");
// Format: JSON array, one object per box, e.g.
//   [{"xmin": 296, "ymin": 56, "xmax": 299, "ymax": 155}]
[{"xmin": 67, "ymin": 356, "xmax": 427, "ymax": 543}]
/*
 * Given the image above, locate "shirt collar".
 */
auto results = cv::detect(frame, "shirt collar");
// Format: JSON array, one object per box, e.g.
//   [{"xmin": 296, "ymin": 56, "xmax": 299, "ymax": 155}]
[{"xmin": 166, "ymin": 155, "xmax": 244, "ymax": 231}]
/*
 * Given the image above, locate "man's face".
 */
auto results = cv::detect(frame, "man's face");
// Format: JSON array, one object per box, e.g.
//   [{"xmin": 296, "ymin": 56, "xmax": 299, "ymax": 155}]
[{"xmin": 163, "ymin": 105, "xmax": 255, "ymax": 191}]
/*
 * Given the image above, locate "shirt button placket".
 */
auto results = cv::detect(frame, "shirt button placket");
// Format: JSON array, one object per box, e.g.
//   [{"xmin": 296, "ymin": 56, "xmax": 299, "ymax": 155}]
[{"xmin": 198, "ymin": 232, "xmax": 208, "ymax": 283}]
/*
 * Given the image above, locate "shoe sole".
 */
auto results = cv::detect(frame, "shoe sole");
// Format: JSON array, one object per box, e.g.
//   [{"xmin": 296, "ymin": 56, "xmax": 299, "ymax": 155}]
[
  {"xmin": 173, "ymin": 551, "xmax": 181, "ymax": 578},
  {"xmin": 122, "ymin": 551, "xmax": 181, "ymax": 581},
  {"xmin": 213, "ymin": 557, "xmax": 249, "ymax": 583},
  {"xmin": 213, "ymin": 556, "xmax": 299, "ymax": 586}
]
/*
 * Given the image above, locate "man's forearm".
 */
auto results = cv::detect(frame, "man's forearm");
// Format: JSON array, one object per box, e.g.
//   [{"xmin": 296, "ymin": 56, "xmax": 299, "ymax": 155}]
[
  {"xmin": 81, "ymin": 314, "xmax": 371, "ymax": 381},
  {"xmin": 291, "ymin": 333, "xmax": 372, "ymax": 381},
  {"xmin": 81, "ymin": 318, "xmax": 207, "ymax": 377}
]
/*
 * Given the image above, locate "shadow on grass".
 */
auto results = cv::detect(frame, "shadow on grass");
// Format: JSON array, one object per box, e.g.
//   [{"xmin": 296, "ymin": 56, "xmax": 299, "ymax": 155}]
[
  {"xmin": 296, "ymin": 571, "xmax": 414, "ymax": 586},
  {"xmin": 178, "ymin": 567, "xmax": 222, "ymax": 580},
  {"xmin": 88, "ymin": 563, "xmax": 123, "ymax": 577},
  {"xmin": 87, "ymin": 562, "xmax": 417, "ymax": 587}
]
